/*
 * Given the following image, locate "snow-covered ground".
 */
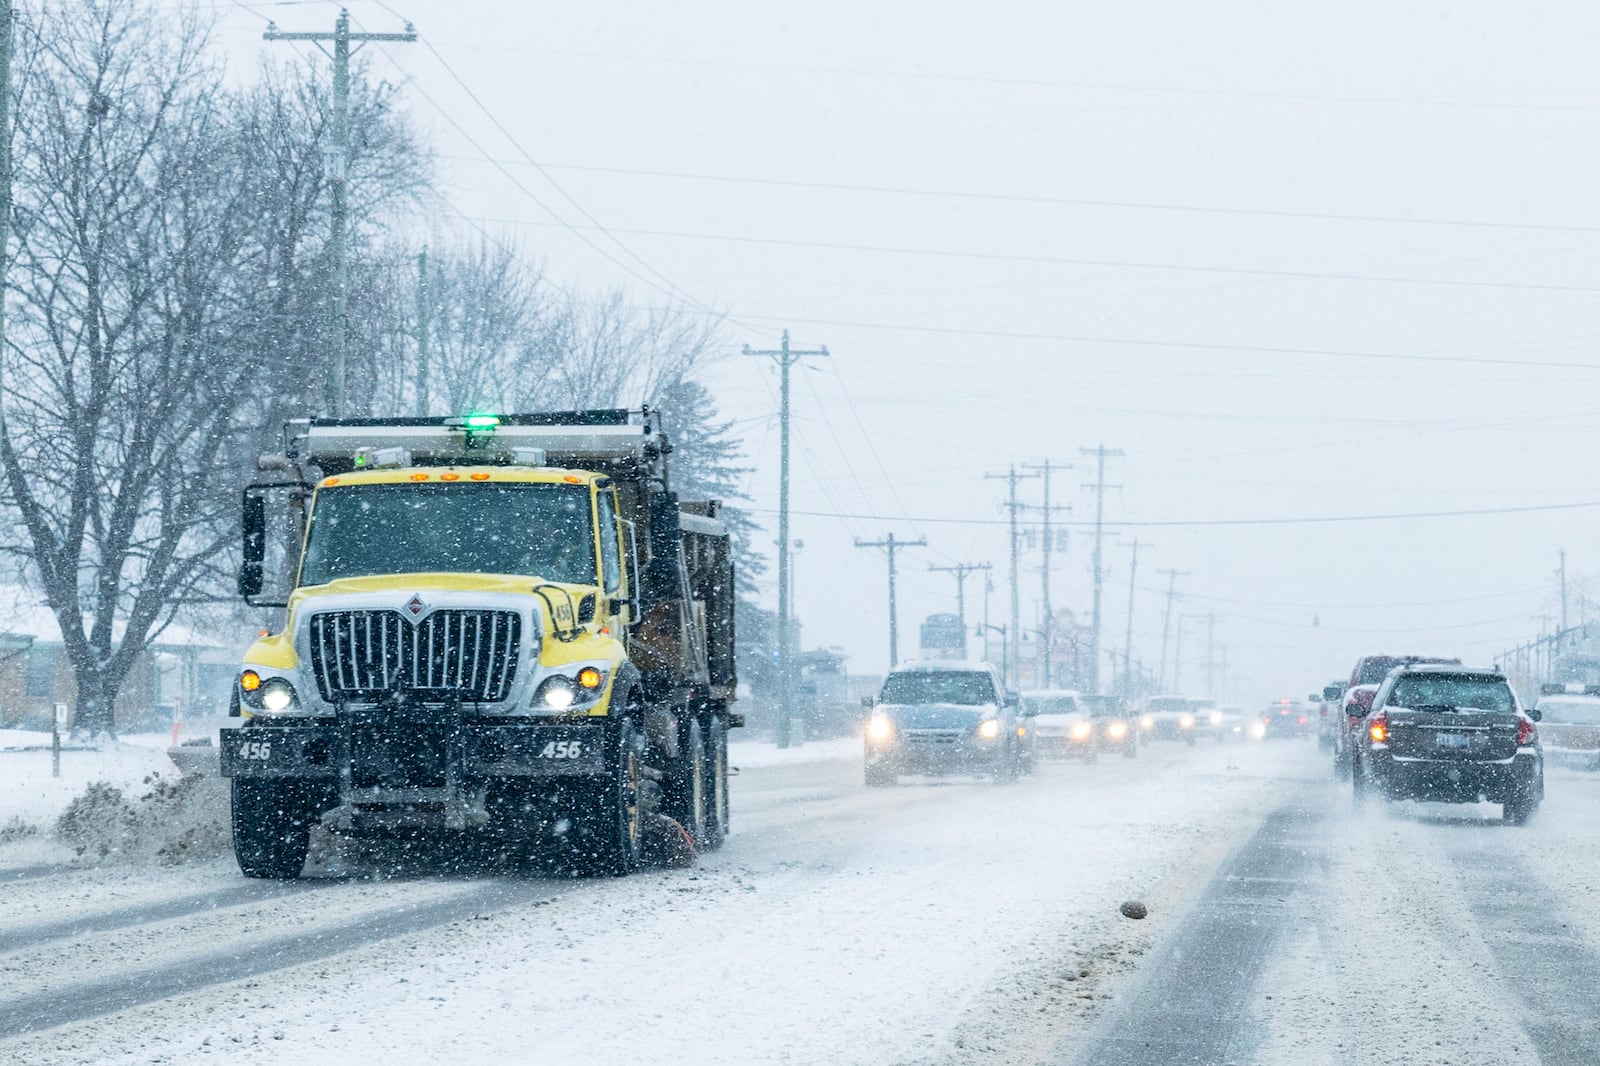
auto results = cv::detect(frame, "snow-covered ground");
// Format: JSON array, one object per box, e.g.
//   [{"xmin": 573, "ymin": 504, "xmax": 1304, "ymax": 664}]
[{"xmin": 0, "ymin": 737, "xmax": 1314, "ymax": 1064}]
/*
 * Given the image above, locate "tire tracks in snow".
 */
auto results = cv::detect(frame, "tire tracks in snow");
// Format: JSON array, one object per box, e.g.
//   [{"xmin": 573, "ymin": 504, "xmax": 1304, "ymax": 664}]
[
  {"xmin": 0, "ymin": 876, "xmax": 577, "ymax": 1039},
  {"xmin": 0, "ymin": 878, "xmax": 334, "ymax": 955},
  {"xmin": 1437, "ymin": 827, "xmax": 1600, "ymax": 1065},
  {"xmin": 1062, "ymin": 793, "xmax": 1325, "ymax": 1065}
]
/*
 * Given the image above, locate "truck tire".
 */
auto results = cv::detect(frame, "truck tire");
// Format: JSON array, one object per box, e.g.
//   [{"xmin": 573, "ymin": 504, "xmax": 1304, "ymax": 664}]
[
  {"xmin": 864, "ymin": 762, "xmax": 898, "ymax": 787},
  {"xmin": 231, "ymin": 779, "xmax": 314, "ymax": 880},
  {"xmin": 702, "ymin": 716, "xmax": 729, "ymax": 850},
  {"xmin": 664, "ymin": 717, "xmax": 709, "ymax": 847},
  {"xmin": 576, "ymin": 718, "xmax": 645, "ymax": 876}
]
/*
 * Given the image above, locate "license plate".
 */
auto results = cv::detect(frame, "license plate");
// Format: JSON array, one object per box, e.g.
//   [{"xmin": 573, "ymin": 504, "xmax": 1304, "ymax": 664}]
[{"xmin": 1435, "ymin": 732, "xmax": 1472, "ymax": 750}]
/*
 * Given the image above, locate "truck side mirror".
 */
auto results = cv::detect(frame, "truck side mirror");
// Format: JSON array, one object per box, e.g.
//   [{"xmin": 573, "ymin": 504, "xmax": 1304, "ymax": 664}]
[
  {"xmin": 861, "ymin": 695, "xmax": 876, "ymax": 708},
  {"xmin": 643, "ymin": 489, "xmax": 684, "ymax": 603},
  {"xmin": 239, "ymin": 492, "xmax": 266, "ymax": 599}
]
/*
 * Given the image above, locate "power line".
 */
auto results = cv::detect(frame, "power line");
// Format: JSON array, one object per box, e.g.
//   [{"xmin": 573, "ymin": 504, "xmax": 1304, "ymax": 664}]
[
  {"xmin": 476, "ymin": 216, "xmax": 1600, "ymax": 295},
  {"xmin": 426, "ymin": 42, "xmax": 1600, "ymax": 115},
  {"xmin": 453, "ymin": 157, "xmax": 1600, "ymax": 235},
  {"xmin": 856, "ymin": 534, "xmax": 928, "ymax": 668},
  {"xmin": 746, "ymin": 497, "xmax": 1600, "ymax": 528}
]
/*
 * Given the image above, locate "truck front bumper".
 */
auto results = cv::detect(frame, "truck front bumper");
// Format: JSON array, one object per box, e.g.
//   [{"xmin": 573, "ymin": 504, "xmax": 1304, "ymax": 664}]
[{"xmin": 221, "ymin": 720, "xmax": 607, "ymax": 780}]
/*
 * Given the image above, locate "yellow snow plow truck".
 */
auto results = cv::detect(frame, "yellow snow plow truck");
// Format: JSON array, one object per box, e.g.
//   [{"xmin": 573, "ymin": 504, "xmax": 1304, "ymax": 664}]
[{"xmin": 221, "ymin": 409, "xmax": 738, "ymax": 878}]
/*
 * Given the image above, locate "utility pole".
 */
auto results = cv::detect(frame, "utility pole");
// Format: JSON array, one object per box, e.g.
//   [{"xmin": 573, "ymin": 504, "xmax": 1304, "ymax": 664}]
[
  {"xmin": 744, "ymin": 330, "xmax": 829, "ymax": 748},
  {"xmin": 986, "ymin": 466, "xmax": 1041, "ymax": 689},
  {"xmin": 1080, "ymin": 445, "xmax": 1123, "ymax": 693},
  {"xmin": 1175, "ymin": 613, "xmax": 1205, "ymax": 693},
  {"xmin": 1021, "ymin": 461, "xmax": 1071, "ymax": 688},
  {"xmin": 856, "ymin": 534, "xmax": 927, "ymax": 668},
  {"xmin": 0, "ymin": 0, "xmax": 9, "ymax": 407},
  {"xmin": 1156, "ymin": 568, "xmax": 1187, "ymax": 691},
  {"xmin": 1219, "ymin": 645, "xmax": 1230, "ymax": 705},
  {"xmin": 415, "ymin": 246, "xmax": 429, "ymax": 417},
  {"xmin": 1559, "ymin": 547, "xmax": 1569, "ymax": 637},
  {"xmin": 929, "ymin": 562, "xmax": 991, "ymax": 648},
  {"xmin": 1205, "ymin": 613, "xmax": 1220, "ymax": 699},
  {"xmin": 265, "ymin": 10, "xmax": 417, "ymax": 417},
  {"xmin": 1121, "ymin": 540, "xmax": 1144, "ymax": 697}
]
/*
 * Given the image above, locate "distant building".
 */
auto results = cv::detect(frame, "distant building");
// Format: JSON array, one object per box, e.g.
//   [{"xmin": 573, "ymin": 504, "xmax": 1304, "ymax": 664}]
[{"xmin": 0, "ymin": 591, "xmax": 240, "ymax": 731}]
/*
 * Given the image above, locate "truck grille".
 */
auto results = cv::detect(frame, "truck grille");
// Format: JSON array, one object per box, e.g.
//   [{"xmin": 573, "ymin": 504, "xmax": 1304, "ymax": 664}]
[{"xmin": 307, "ymin": 609, "xmax": 522, "ymax": 703}]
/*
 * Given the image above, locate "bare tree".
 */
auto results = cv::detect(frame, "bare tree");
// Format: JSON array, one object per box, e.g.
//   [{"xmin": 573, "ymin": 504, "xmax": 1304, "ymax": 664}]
[{"xmin": 2, "ymin": 1, "xmax": 262, "ymax": 735}]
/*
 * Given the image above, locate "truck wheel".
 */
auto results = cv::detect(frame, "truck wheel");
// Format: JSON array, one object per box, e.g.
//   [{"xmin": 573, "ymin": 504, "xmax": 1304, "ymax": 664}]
[
  {"xmin": 1351, "ymin": 754, "xmax": 1368, "ymax": 807},
  {"xmin": 664, "ymin": 717, "xmax": 709, "ymax": 846},
  {"xmin": 231, "ymin": 779, "xmax": 314, "ymax": 880},
  {"xmin": 702, "ymin": 716, "xmax": 729, "ymax": 849},
  {"xmin": 864, "ymin": 762, "xmax": 898, "ymax": 787},
  {"xmin": 584, "ymin": 719, "xmax": 644, "ymax": 876}
]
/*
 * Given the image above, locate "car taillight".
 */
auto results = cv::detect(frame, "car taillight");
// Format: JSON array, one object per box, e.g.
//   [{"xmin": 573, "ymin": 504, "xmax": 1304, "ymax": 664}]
[
  {"xmin": 1297, "ymin": 716, "xmax": 1307, "ymax": 725},
  {"xmin": 1368, "ymin": 712, "xmax": 1387, "ymax": 744},
  {"xmin": 1516, "ymin": 716, "xmax": 1537, "ymax": 746}
]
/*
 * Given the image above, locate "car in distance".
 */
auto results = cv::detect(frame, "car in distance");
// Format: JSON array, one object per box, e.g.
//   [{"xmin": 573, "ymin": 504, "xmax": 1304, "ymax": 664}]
[
  {"xmin": 1351, "ymin": 664, "xmax": 1543, "ymax": 824},
  {"xmin": 1142, "ymin": 694, "xmax": 1198, "ymax": 744},
  {"xmin": 1533, "ymin": 684, "xmax": 1600, "ymax": 770},
  {"xmin": 1022, "ymin": 689, "xmax": 1096, "ymax": 762},
  {"xmin": 1083, "ymin": 694, "xmax": 1139, "ymax": 757},
  {"xmin": 1316, "ymin": 682, "xmax": 1346, "ymax": 751},
  {"xmin": 1335, "ymin": 654, "xmax": 1462, "ymax": 773},
  {"xmin": 863, "ymin": 660, "xmax": 1022, "ymax": 786},
  {"xmin": 1260, "ymin": 698, "xmax": 1313, "ymax": 739}
]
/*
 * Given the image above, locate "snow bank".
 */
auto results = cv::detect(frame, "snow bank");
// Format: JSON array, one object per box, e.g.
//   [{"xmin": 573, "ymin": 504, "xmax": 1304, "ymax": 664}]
[{"xmin": 728, "ymin": 735, "xmax": 859, "ymax": 768}]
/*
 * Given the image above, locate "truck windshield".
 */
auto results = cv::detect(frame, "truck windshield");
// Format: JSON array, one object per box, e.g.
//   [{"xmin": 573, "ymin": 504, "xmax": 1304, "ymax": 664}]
[
  {"xmin": 880, "ymin": 671, "xmax": 997, "ymax": 706},
  {"xmin": 300, "ymin": 482, "xmax": 596, "ymax": 586}
]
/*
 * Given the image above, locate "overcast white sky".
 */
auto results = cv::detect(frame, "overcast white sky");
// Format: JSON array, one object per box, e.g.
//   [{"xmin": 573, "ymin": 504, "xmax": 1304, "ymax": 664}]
[{"xmin": 203, "ymin": 0, "xmax": 1600, "ymax": 702}]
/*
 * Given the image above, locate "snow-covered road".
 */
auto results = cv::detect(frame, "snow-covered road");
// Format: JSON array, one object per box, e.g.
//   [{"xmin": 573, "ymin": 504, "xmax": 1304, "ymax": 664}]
[{"xmin": 4, "ymin": 738, "xmax": 1600, "ymax": 1064}]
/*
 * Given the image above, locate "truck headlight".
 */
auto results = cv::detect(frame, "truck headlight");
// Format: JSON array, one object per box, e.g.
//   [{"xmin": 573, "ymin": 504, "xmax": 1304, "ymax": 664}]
[
  {"xmin": 1140, "ymin": 715, "xmax": 1154, "ymax": 730},
  {"xmin": 977, "ymin": 719, "xmax": 1002, "ymax": 740},
  {"xmin": 866, "ymin": 714, "xmax": 895, "ymax": 742},
  {"xmin": 1179, "ymin": 714, "xmax": 1195, "ymax": 730},
  {"xmin": 1070, "ymin": 721, "xmax": 1093, "ymax": 741},
  {"xmin": 533, "ymin": 664, "xmax": 610, "ymax": 712},
  {"xmin": 1210, "ymin": 711, "xmax": 1223, "ymax": 726},
  {"xmin": 1108, "ymin": 721, "xmax": 1128, "ymax": 739},
  {"xmin": 536, "ymin": 676, "xmax": 577, "ymax": 710},
  {"xmin": 259, "ymin": 678, "xmax": 299, "ymax": 713}
]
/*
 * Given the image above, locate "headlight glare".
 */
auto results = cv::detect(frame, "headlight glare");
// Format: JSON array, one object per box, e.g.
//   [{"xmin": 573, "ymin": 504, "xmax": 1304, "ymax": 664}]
[
  {"xmin": 1108, "ymin": 721, "xmax": 1127, "ymax": 738},
  {"xmin": 1070, "ymin": 721, "xmax": 1092, "ymax": 740},
  {"xmin": 977, "ymin": 718, "xmax": 1002, "ymax": 740},
  {"xmin": 259, "ymin": 678, "xmax": 298, "ymax": 713},
  {"xmin": 537, "ymin": 676, "xmax": 577, "ymax": 710},
  {"xmin": 866, "ymin": 715, "xmax": 895, "ymax": 742}
]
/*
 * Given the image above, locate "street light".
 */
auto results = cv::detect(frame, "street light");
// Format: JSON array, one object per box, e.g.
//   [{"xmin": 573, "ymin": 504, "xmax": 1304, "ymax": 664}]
[{"xmin": 976, "ymin": 624, "xmax": 1007, "ymax": 679}]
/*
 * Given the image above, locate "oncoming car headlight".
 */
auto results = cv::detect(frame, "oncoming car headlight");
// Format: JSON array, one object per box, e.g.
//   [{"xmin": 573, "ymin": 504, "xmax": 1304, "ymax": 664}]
[
  {"xmin": 1140, "ymin": 715, "xmax": 1154, "ymax": 730},
  {"xmin": 866, "ymin": 714, "xmax": 895, "ymax": 742},
  {"xmin": 1209, "ymin": 711, "xmax": 1223, "ymax": 726},
  {"xmin": 533, "ymin": 664, "xmax": 610, "ymax": 712},
  {"xmin": 1070, "ymin": 721, "xmax": 1093, "ymax": 741},
  {"xmin": 977, "ymin": 719, "xmax": 1002, "ymax": 741},
  {"xmin": 1107, "ymin": 720, "xmax": 1128, "ymax": 739},
  {"xmin": 1179, "ymin": 714, "xmax": 1195, "ymax": 730}
]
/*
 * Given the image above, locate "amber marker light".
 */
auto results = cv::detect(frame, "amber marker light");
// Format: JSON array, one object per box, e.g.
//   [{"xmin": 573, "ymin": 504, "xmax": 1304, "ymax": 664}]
[
  {"xmin": 577, "ymin": 666, "xmax": 603, "ymax": 690},
  {"xmin": 323, "ymin": 477, "xmax": 339, "ymax": 486},
  {"xmin": 470, "ymin": 472, "xmax": 491, "ymax": 481},
  {"xmin": 240, "ymin": 670, "xmax": 261, "ymax": 692},
  {"xmin": 1369, "ymin": 720, "xmax": 1387, "ymax": 743},
  {"xmin": 441, "ymin": 472, "xmax": 460, "ymax": 481},
  {"xmin": 410, "ymin": 472, "xmax": 429, "ymax": 481}
]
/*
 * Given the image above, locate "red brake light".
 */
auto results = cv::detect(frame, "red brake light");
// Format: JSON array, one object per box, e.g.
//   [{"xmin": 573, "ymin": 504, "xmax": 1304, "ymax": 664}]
[
  {"xmin": 1516, "ymin": 716, "xmax": 1537, "ymax": 746},
  {"xmin": 1297, "ymin": 716, "xmax": 1307, "ymax": 725},
  {"xmin": 1368, "ymin": 711, "xmax": 1387, "ymax": 744}
]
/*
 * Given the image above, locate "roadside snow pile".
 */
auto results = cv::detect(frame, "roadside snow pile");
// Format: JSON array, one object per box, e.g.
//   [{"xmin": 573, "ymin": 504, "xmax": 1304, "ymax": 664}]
[
  {"xmin": 53, "ymin": 771, "xmax": 229, "ymax": 866},
  {"xmin": 728, "ymin": 735, "xmax": 860, "ymax": 768}
]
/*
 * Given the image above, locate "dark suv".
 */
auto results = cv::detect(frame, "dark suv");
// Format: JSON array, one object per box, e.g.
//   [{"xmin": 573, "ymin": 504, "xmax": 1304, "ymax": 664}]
[
  {"xmin": 1351, "ymin": 664, "xmax": 1543, "ymax": 824},
  {"xmin": 1334, "ymin": 654, "xmax": 1461, "ymax": 774}
]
